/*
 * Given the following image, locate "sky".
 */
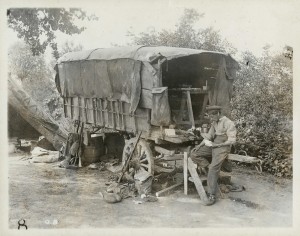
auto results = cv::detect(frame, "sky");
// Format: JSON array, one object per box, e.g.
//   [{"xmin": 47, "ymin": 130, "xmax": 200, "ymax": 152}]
[
  {"xmin": 5, "ymin": 0, "xmax": 300, "ymax": 59},
  {"xmin": 79, "ymin": 0, "xmax": 298, "ymax": 56}
]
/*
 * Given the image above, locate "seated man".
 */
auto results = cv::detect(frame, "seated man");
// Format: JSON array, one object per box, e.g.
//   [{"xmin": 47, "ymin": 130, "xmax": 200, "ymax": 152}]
[{"xmin": 191, "ymin": 105, "xmax": 236, "ymax": 205}]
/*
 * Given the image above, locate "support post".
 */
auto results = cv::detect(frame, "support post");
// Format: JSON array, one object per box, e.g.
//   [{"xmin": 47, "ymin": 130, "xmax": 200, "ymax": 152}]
[
  {"xmin": 120, "ymin": 101, "xmax": 125, "ymax": 130},
  {"xmin": 70, "ymin": 97, "xmax": 74, "ymax": 119},
  {"xmin": 186, "ymin": 91, "xmax": 195, "ymax": 129},
  {"xmin": 184, "ymin": 152, "xmax": 188, "ymax": 195},
  {"xmin": 98, "ymin": 98, "xmax": 104, "ymax": 126},
  {"xmin": 187, "ymin": 157, "xmax": 208, "ymax": 203},
  {"xmin": 110, "ymin": 100, "xmax": 115, "ymax": 129},
  {"xmin": 178, "ymin": 94, "xmax": 186, "ymax": 122},
  {"xmin": 201, "ymin": 94, "xmax": 209, "ymax": 119}
]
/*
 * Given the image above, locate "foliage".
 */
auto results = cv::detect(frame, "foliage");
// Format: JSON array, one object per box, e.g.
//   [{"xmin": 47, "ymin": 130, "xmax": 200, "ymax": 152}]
[
  {"xmin": 8, "ymin": 42, "xmax": 48, "ymax": 81},
  {"xmin": 8, "ymin": 42, "xmax": 69, "ymax": 130},
  {"xmin": 231, "ymin": 48, "xmax": 293, "ymax": 178},
  {"xmin": 58, "ymin": 40, "xmax": 84, "ymax": 57},
  {"xmin": 48, "ymin": 40, "xmax": 85, "ymax": 75},
  {"xmin": 7, "ymin": 8, "xmax": 98, "ymax": 59},
  {"xmin": 9, "ymin": 42, "xmax": 55, "ymax": 103},
  {"xmin": 128, "ymin": 8, "xmax": 236, "ymax": 55}
]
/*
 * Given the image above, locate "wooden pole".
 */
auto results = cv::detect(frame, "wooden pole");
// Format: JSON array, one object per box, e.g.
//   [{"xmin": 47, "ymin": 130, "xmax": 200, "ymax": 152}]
[
  {"xmin": 118, "ymin": 131, "xmax": 142, "ymax": 183},
  {"xmin": 184, "ymin": 152, "xmax": 188, "ymax": 195},
  {"xmin": 187, "ymin": 157, "xmax": 209, "ymax": 203},
  {"xmin": 186, "ymin": 91, "xmax": 195, "ymax": 129},
  {"xmin": 155, "ymin": 183, "xmax": 183, "ymax": 197}
]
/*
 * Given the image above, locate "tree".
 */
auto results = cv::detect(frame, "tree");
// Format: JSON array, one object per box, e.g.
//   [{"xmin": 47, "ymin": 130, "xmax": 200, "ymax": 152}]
[
  {"xmin": 8, "ymin": 42, "xmax": 71, "ymax": 128},
  {"xmin": 231, "ymin": 47, "xmax": 293, "ymax": 177},
  {"xmin": 7, "ymin": 8, "xmax": 98, "ymax": 59},
  {"xmin": 58, "ymin": 40, "xmax": 84, "ymax": 57},
  {"xmin": 8, "ymin": 41, "xmax": 54, "ymax": 99},
  {"xmin": 8, "ymin": 42, "xmax": 49, "ymax": 81},
  {"xmin": 128, "ymin": 8, "xmax": 236, "ymax": 54},
  {"xmin": 9, "ymin": 42, "xmax": 57, "ymax": 113}
]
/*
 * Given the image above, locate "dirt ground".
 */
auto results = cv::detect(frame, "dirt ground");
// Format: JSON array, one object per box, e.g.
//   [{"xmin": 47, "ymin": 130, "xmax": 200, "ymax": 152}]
[{"xmin": 8, "ymin": 151, "xmax": 292, "ymax": 229}]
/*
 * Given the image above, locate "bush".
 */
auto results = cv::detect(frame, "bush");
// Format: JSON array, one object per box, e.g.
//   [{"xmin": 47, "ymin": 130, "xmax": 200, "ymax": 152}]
[{"xmin": 231, "ymin": 49, "xmax": 293, "ymax": 178}]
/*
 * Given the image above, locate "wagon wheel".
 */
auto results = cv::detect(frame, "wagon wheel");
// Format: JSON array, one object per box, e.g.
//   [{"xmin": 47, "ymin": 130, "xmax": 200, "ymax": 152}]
[{"xmin": 122, "ymin": 138, "xmax": 154, "ymax": 175}]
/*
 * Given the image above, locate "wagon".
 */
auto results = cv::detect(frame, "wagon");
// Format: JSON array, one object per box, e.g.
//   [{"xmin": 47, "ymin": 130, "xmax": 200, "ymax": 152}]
[{"xmin": 55, "ymin": 46, "xmax": 239, "ymax": 174}]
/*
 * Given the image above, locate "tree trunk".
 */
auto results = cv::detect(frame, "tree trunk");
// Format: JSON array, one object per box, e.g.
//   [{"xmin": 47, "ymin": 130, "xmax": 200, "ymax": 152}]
[{"xmin": 8, "ymin": 78, "xmax": 68, "ymax": 150}]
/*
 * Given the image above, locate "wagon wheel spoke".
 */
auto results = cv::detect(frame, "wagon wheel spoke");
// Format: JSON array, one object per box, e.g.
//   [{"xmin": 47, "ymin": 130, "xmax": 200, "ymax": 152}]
[
  {"xmin": 140, "ymin": 151, "xmax": 146, "ymax": 160},
  {"xmin": 122, "ymin": 139, "xmax": 154, "ymax": 175},
  {"xmin": 141, "ymin": 164, "xmax": 149, "ymax": 169},
  {"xmin": 140, "ymin": 158, "xmax": 148, "ymax": 163},
  {"xmin": 137, "ymin": 145, "xmax": 142, "ymax": 158}
]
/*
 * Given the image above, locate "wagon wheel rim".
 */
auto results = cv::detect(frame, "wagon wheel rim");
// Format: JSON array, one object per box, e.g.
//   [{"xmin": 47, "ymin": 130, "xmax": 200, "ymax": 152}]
[{"xmin": 122, "ymin": 139, "xmax": 154, "ymax": 175}]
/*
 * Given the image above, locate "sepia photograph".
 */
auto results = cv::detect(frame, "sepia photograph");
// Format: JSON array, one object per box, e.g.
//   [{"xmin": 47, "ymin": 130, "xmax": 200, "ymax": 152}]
[{"xmin": 1, "ymin": 0, "xmax": 299, "ymax": 235}]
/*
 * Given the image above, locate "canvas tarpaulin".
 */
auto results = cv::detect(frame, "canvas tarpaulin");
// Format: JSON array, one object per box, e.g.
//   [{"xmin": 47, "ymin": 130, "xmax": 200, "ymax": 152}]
[
  {"xmin": 57, "ymin": 46, "xmax": 238, "ymax": 65},
  {"xmin": 55, "ymin": 59, "xmax": 142, "ymax": 114}
]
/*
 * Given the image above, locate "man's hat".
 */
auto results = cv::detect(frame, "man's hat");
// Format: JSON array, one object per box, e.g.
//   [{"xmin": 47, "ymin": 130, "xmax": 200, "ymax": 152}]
[{"xmin": 206, "ymin": 105, "xmax": 222, "ymax": 111}]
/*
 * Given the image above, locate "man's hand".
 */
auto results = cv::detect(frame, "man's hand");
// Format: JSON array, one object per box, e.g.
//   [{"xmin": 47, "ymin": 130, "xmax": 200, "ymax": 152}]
[
  {"xmin": 191, "ymin": 145, "xmax": 200, "ymax": 153},
  {"xmin": 212, "ymin": 141, "xmax": 232, "ymax": 148},
  {"xmin": 191, "ymin": 142, "xmax": 204, "ymax": 152},
  {"xmin": 211, "ymin": 143, "xmax": 221, "ymax": 148}
]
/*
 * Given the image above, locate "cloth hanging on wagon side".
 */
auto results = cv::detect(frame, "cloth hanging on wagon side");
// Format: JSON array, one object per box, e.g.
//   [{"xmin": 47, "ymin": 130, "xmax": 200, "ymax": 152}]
[
  {"xmin": 209, "ymin": 57, "xmax": 234, "ymax": 118},
  {"xmin": 151, "ymin": 87, "xmax": 171, "ymax": 126},
  {"xmin": 55, "ymin": 59, "xmax": 142, "ymax": 114}
]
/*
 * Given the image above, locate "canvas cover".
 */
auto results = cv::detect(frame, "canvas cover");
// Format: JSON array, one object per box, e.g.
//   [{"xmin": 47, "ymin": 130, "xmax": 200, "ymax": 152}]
[
  {"xmin": 57, "ymin": 46, "xmax": 238, "ymax": 65},
  {"xmin": 55, "ymin": 59, "xmax": 141, "ymax": 114}
]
